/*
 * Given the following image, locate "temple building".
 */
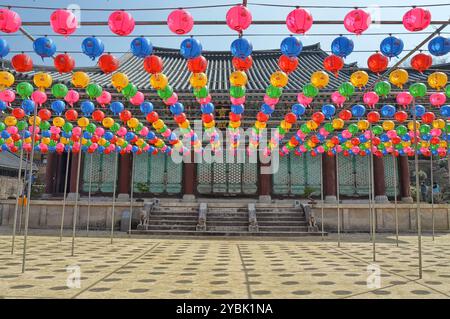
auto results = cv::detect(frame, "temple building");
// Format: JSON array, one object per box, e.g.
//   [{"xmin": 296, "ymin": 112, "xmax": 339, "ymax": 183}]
[{"xmin": 2, "ymin": 43, "xmax": 443, "ymax": 203}]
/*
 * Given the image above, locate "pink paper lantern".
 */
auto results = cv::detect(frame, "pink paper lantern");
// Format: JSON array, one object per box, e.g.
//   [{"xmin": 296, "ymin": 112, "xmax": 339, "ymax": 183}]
[
  {"xmin": 0, "ymin": 8, "xmax": 21, "ymax": 33},
  {"xmin": 286, "ymin": 8, "xmax": 313, "ymax": 34},
  {"xmin": 140, "ymin": 126, "xmax": 149, "ymax": 137},
  {"xmin": 50, "ymin": 9, "xmax": 77, "ymax": 36},
  {"xmin": 50, "ymin": 126, "xmax": 60, "ymax": 134},
  {"xmin": 363, "ymin": 91, "xmax": 379, "ymax": 108},
  {"xmin": 96, "ymin": 91, "xmax": 111, "ymax": 107},
  {"xmin": 130, "ymin": 91, "xmax": 144, "ymax": 106},
  {"xmin": 429, "ymin": 92, "xmax": 446, "ymax": 107},
  {"xmin": 0, "ymin": 89, "xmax": 15, "ymax": 105},
  {"xmin": 64, "ymin": 89, "xmax": 79, "ymax": 107},
  {"xmin": 264, "ymin": 95, "xmax": 279, "ymax": 106},
  {"xmin": 396, "ymin": 92, "xmax": 413, "ymax": 108},
  {"xmin": 331, "ymin": 91, "xmax": 346, "ymax": 108},
  {"xmin": 197, "ymin": 94, "xmax": 210, "ymax": 104},
  {"xmin": 343, "ymin": 9, "xmax": 371, "ymax": 35},
  {"xmin": 31, "ymin": 90, "xmax": 47, "ymax": 107},
  {"xmin": 108, "ymin": 10, "xmax": 135, "ymax": 36},
  {"xmin": 230, "ymin": 96, "xmax": 245, "ymax": 105},
  {"xmin": 117, "ymin": 126, "xmax": 127, "ymax": 137},
  {"xmin": 56, "ymin": 143, "xmax": 65, "ymax": 153},
  {"xmin": 167, "ymin": 9, "xmax": 194, "ymax": 35},
  {"xmin": 165, "ymin": 93, "xmax": 179, "ymax": 105},
  {"xmin": 297, "ymin": 93, "xmax": 313, "ymax": 107},
  {"xmin": 226, "ymin": 5, "xmax": 252, "ymax": 32},
  {"xmin": 95, "ymin": 127, "xmax": 105, "ymax": 137},
  {"xmin": 7, "ymin": 126, "xmax": 18, "ymax": 134},
  {"xmin": 403, "ymin": 7, "xmax": 431, "ymax": 32}
]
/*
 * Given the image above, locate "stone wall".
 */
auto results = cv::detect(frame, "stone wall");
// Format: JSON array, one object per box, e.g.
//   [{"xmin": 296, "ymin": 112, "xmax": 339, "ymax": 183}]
[{"xmin": 0, "ymin": 176, "xmax": 22, "ymax": 200}]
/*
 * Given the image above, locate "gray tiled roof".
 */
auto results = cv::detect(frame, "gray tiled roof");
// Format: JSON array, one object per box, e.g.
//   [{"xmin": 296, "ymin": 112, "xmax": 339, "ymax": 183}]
[{"xmin": 0, "ymin": 152, "xmax": 37, "ymax": 171}]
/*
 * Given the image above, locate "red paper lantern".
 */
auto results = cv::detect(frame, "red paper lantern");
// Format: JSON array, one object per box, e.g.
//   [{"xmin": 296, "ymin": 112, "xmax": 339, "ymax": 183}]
[
  {"xmin": 403, "ymin": 7, "xmax": 431, "ymax": 32},
  {"xmin": 256, "ymin": 111, "xmax": 269, "ymax": 123},
  {"xmin": 98, "ymin": 54, "xmax": 119, "ymax": 73},
  {"xmin": 367, "ymin": 111, "xmax": 380, "ymax": 123},
  {"xmin": 38, "ymin": 109, "xmax": 51, "ymax": 121},
  {"xmin": 312, "ymin": 112, "xmax": 325, "ymax": 124},
  {"xmin": 232, "ymin": 56, "xmax": 253, "ymax": 71},
  {"xmin": 422, "ymin": 112, "xmax": 435, "ymax": 124},
  {"xmin": 338, "ymin": 109, "xmax": 352, "ymax": 121},
  {"xmin": 54, "ymin": 53, "xmax": 75, "ymax": 73},
  {"xmin": 201, "ymin": 113, "xmax": 214, "ymax": 123},
  {"xmin": 367, "ymin": 53, "xmax": 388, "ymax": 74},
  {"xmin": 394, "ymin": 111, "xmax": 408, "ymax": 123},
  {"xmin": 143, "ymin": 55, "xmax": 163, "ymax": 74},
  {"xmin": 11, "ymin": 53, "xmax": 33, "ymax": 72},
  {"xmin": 187, "ymin": 55, "xmax": 207, "ymax": 73},
  {"xmin": 323, "ymin": 55, "xmax": 344, "ymax": 77},
  {"xmin": 284, "ymin": 112, "xmax": 297, "ymax": 124},
  {"xmin": 229, "ymin": 113, "xmax": 241, "ymax": 122},
  {"xmin": 146, "ymin": 111, "xmax": 159, "ymax": 123},
  {"xmin": 92, "ymin": 110, "xmax": 105, "ymax": 122},
  {"xmin": 174, "ymin": 113, "xmax": 186, "ymax": 124},
  {"xmin": 410, "ymin": 53, "xmax": 432, "ymax": 73},
  {"xmin": 12, "ymin": 107, "xmax": 25, "ymax": 119},
  {"xmin": 65, "ymin": 109, "xmax": 78, "ymax": 121},
  {"xmin": 278, "ymin": 55, "xmax": 298, "ymax": 74},
  {"xmin": 119, "ymin": 110, "xmax": 132, "ymax": 122}
]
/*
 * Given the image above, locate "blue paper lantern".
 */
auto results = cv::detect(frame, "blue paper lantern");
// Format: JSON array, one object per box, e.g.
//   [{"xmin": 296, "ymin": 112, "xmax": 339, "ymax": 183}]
[
  {"xmin": 280, "ymin": 36, "xmax": 302, "ymax": 57},
  {"xmin": 231, "ymin": 38, "xmax": 253, "ymax": 59},
  {"xmin": 380, "ymin": 104, "xmax": 396, "ymax": 117},
  {"xmin": 125, "ymin": 132, "xmax": 135, "ymax": 141},
  {"xmin": 322, "ymin": 104, "xmax": 336, "ymax": 119},
  {"xmin": 200, "ymin": 103, "xmax": 214, "ymax": 114},
  {"xmin": 231, "ymin": 104, "xmax": 244, "ymax": 114},
  {"xmin": 51, "ymin": 100, "xmax": 66, "ymax": 115},
  {"xmin": 331, "ymin": 36, "xmax": 354, "ymax": 58},
  {"xmin": 180, "ymin": 38, "xmax": 202, "ymax": 59},
  {"xmin": 21, "ymin": 99, "xmax": 35, "ymax": 115},
  {"xmin": 33, "ymin": 37, "xmax": 56, "ymax": 59},
  {"xmin": 81, "ymin": 37, "xmax": 104, "ymax": 60},
  {"xmin": 0, "ymin": 38, "xmax": 9, "ymax": 58},
  {"xmin": 261, "ymin": 103, "xmax": 274, "ymax": 115},
  {"xmin": 0, "ymin": 100, "xmax": 7, "ymax": 111},
  {"xmin": 81, "ymin": 100, "xmax": 95, "ymax": 116},
  {"xmin": 147, "ymin": 131, "xmax": 156, "ymax": 140},
  {"xmin": 428, "ymin": 36, "xmax": 450, "ymax": 56},
  {"xmin": 441, "ymin": 105, "xmax": 450, "ymax": 117},
  {"xmin": 83, "ymin": 131, "xmax": 92, "ymax": 139},
  {"xmin": 104, "ymin": 131, "xmax": 114, "ymax": 140},
  {"xmin": 380, "ymin": 36, "xmax": 404, "ymax": 58},
  {"xmin": 110, "ymin": 101, "xmax": 124, "ymax": 115},
  {"xmin": 130, "ymin": 37, "xmax": 153, "ymax": 58},
  {"xmin": 139, "ymin": 101, "xmax": 153, "ymax": 114},
  {"xmin": 292, "ymin": 103, "xmax": 306, "ymax": 116},
  {"xmin": 412, "ymin": 104, "xmax": 426, "ymax": 117},
  {"xmin": 351, "ymin": 104, "xmax": 366, "ymax": 118},
  {"xmin": 170, "ymin": 102, "xmax": 184, "ymax": 115}
]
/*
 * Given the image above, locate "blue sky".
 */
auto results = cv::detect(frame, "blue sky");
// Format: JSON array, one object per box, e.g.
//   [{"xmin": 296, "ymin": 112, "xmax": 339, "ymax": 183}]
[{"xmin": 1, "ymin": 0, "xmax": 449, "ymax": 67}]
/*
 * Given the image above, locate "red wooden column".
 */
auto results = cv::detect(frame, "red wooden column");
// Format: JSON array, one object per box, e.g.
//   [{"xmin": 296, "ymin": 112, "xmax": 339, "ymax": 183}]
[
  {"xmin": 322, "ymin": 154, "xmax": 337, "ymax": 202},
  {"xmin": 259, "ymin": 161, "xmax": 272, "ymax": 202},
  {"xmin": 117, "ymin": 153, "xmax": 132, "ymax": 200},
  {"xmin": 69, "ymin": 152, "xmax": 84, "ymax": 196},
  {"xmin": 373, "ymin": 155, "xmax": 388, "ymax": 202},
  {"xmin": 43, "ymin": 153, "xmax": 57, "ymax": 197},
  {"xmin": 183, "ymin": 151, "xmax": 196, "ymax": 201},
  {"xmin": 398, "ymin": 155, "xmax": 413, "ymax": 202}
]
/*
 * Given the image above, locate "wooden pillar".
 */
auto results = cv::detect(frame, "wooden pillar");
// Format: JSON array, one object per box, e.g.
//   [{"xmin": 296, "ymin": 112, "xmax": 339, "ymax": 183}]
[
  {"xmin": 117, "ymin": 153, "xmax": 132, "ymax": 199},
  {"xmin": 322, "ymin": 154, "xmax": 337, "ymax": 202},
  {"xmin": 373, "ymin": 155, "xmax": 388, "ymax": 202},
  {"xmin": 398, "ymin": 155, "xmax": 413, "ymax": 202},
  {"xmin": 183, "ymin": 151, "xmax": 196, "ymax": 201},
  {"xmin": 69, "ymin": 152, "xmax": 83, "ymax": 194},
  {"xmin": 44, "ymin": 153, "xmax": 57, "ymax": 196},
  {"xmin": 259, "ymin": 160, "xmax": 272, "ymax": 202}
]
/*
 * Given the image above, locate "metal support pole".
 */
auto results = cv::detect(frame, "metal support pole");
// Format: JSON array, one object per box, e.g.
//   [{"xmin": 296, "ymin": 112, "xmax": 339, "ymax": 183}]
[
  {"xmin": 86, "ymin": 153, "xmax": 93, "ymax": 236},
  {"xmin": 430, "ymin": 153, "xmax": 435, "ymax": 241},
  {"xmin": 11, "ymin": 139, "xmax": 25, "ymax": 254},
  {"xmin": 18, "ymin": 153, "xmax": 29, "ymax": 235},
  {"xmin": 320, "ymin": 154, "xmax": 324, "ymax": 241},
  {"xmin": 368, "ymin": 155, "xmax": 373, "ymax": 241},
  {"xmin": 370, "ymin": 152, "xmax": 376, "ymax": 262},
  {"xmin": 70, "ymin": 151, "xmax": 82, "ymax": 257},
  {"xmin": 336, "ymin": 153, "xmax": 341, "ymax": 247},
  {"xmin": 110, "ymin": 151, "xmax": 119, "ymax": 244},
  {"xmin": 128, "ymin": 152, "xmax": 135, "ymax": 236},
  {"xmin": 21, "ymin": 103, "xmax": 38, "ymax": 273},
  {"xmin": 412, "ymin": 101, "xmax": 423, "ymax": 279},
  {"xmin": 59, "ymin": 150, "xmax": 71, "ymax": 241},
  {"xmin": 393, "ymin": 154, "xmax": 399, "ymax": 247}
]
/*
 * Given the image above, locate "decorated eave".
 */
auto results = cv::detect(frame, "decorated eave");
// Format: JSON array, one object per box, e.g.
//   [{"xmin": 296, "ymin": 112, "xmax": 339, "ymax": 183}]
[{"xmin": 1, "ymin": 43, "xmax": 438, "ymax": 94}]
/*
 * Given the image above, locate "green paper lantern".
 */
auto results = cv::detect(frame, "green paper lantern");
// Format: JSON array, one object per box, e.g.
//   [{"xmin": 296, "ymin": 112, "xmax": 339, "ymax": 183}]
[
  {"xmin": 17, "ymin": 82, "xmax": 34, "ymax": 99},
  {"xmin": 300, "ymin": 124, "xmax": 310, "ymax": 134},
  {"xmin": 419, "ymin": 124, "xmax": 431, "ymax": 135},
  {"xmin": 302, "ymin": 83, "xmax": 319, "ymax": 98},
  {"xmin": 338, "ymin": 82, "xmax": 355, "ymax": 98},
  {"xmin": 17, "ymin": 120, "xmax": 27, "ymax": 131},
  {"xmin": 86, "ymin": 123, "xmax": 96, "ymax": 133},
  {"xmin": 372, "ymin": 125, "xmax": 383, "ymax": 135},
  {"xmin": 409, "ymin": 83, "xmax": 427, "ymax": 98},
  {"xmin": 158, "ymin": 85, "xmax": 173, "ymax": 100},
  {"xmin": 324, "ymin": 123, "xmax": 334, "ymax": 132},
  {"xmin": 39, "ymin": 120, "xmax": 50, "ymax": 130},
  {"xmin": 122, "ymin": 83, "xmax": 138, "ymax": 99},
  {"xmin": 230, "ymin": 85, "xmax": 246, "ymax": 98},
  {"xmin": 62, "ymin": 122, "xmax": 73, "ymax": 133},
  {"xmin": 374, "ymin": 81, "xmax": 391, "ymax": 97},
  {"xmin": 265, "ymin": 85, "xmax": 282, "ymax": 98},
  {"xmin": 348, "ymin": 123, "xmax": 359, "ymax": 134},
  {"xmin": 396, "ymin": 125, "xmax": 407, "ymax": 136},
  {"xmin": 0, "ymin": 122, "xmax": 5, "ymax": 131},
  {"xmin": 86, "ymin": 83, "xmax": 102, "ymax": 99},
  {"xmin": 135, "ymin": 123, "xmax": 144, "ymax": 132},
  {"xmin": 193, "ymin": 86, "xmax": 209, "ymax": 98},
  {"xmin": 110, "ymin": 122, "xmax": 120, "ymax": 133}
]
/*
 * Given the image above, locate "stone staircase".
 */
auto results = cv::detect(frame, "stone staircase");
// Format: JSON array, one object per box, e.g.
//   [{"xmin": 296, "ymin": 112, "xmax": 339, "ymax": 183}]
[{"xmin": 131, "ymin": 200, "xmax": 326, "ymax": 237}]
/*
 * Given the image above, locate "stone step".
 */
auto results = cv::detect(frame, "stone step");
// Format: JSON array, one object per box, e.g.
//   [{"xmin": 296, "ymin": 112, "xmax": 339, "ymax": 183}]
[
  {"xmin": 130, "ymin": 230, "xmax": 327, "ymax": 237},
  {"xmin": 149, "ymin": 214, "xmax": 198, "ymax": 218},
  {"xmin": 259, "ymin": 226, "xmax": 309, "ymax": 232},
  {"xmin": 142, "ymin": 224, "xmax": 197, "ymax": 231},
  {"xmin": 152, "ymin": 208, "xmax": 198, "ymax": 214},
  {"xmin": 257, "ymin": 221, "xmax": 307, "ymax": 226},
  {"xmin": 146, "ymin": 220, "xmax": 199, "ymax": 226},
  {"xmin": 207, "ymin": 226, "xmax": 249, "ymax": 232}
]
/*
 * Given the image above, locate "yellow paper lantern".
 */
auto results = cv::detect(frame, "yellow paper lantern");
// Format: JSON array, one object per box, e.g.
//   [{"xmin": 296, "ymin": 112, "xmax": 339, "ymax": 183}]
[
  {"xmin": 204, "ymin": 120, "xmax": 215, "ymax": 129},
  {"xmin": 179, "ymin": 120, "xmax": 190, "ymax": 129},
  {"xmin": 189, "ymin": 72, "xmax": 208, "ymax": 88},
  {"xmin": 60, "ymin": 137, "xmax": 68, "ymax": 144},
  {"xmin": 77, "ymin": 117, "xmax": 89, "ymax": 128},
  {"xmin": 270, "ymin": 71, "xmax": 288, "ymax": 88},
  {"xmin": 382, "ymin": 120, "xmax": 395, "ymax": 131},
  {"xmin": 152, "ymin": 119, "xmax": 164, "ymax": 130},
  {"xmin": 155, "ymin": 139, "xmax": 164, "ymax": 148},
  {"xmin": 255, "ymin": 121, "xmax": 266, "ymax": 130},
  {"xmin": 229, "ymin": 71, "xmax": 248, "ymax": 86},
  {"xmin": 280, "ymin": 120, "xmax": 292, "ymax": 130},
  {"xmin": 136, "ymin": 138, "xmax": 144, "ymax": 147},
  {"xmin": 0, "ymin": 71, "xmax": 15, "ymax": 89},
  {"xmin": 53, "ymin": 117, "xmax": 65, "ymax": 127},
  {"xmin": 407, "ymin": 121, "xmax": 420, "ymax": 131},
  {"xmin": 150, "ymin": 73, "xmax": 168, "ymax": 90},
  {"xmin": 28, "ymin": 116, "xmax": 41, "ymax": 127},
  {"xmin": 4, "ymin": 116, "xmax": 17, "ymax": 126},
  {"xmin": 72, "ymin": 71, "xmax": 90, "ymax": 88},
  {"xmin": 33, "ymin": 72, "xmax": 52, "ymax": 91},
  {"xmin": 229, "ymin": 121, "xmax": 241, "ymax": 129},
  {"xmin": 102, "ymin": 117, "xmax": 114, "ymax": 128},
  {"xmin": 127, "ymin": 117, "xmax": 139, "ymax": 129},
  {"xmin": 389, "ymin": 69, "xmax": 408, "ymax": 89},
  {"xmin": 332, "ymin": 118, "xmax": 344, "ymax": 130},
  {"xmin": 428, "ymin": 72, "xmax": 448, "ymax": 90},
  {"xmin": 432, "ymin": 119, "xmax": 445, "ymax": 129},
  {"xmin": 311, "ymin": 71, "xmax": 329, "ymax": 89},
  {"xmin": 306, "ymin": 120, "xmax": 318, "ymax": 130},
  {"xmin": 81, "ymin": 138, "xmax": 88, "ymax": 145},
  {"xmin": 111, "ymin": 72, "xmax": 129, "ymax": 92},
  {"xmin": 439, "ymin": 141, "xmax": 447, "ymax": 148},
  {"xmin": 350, "ymin": 71, "xmax": 369, "ymax": 89},
  {"xmin": 357, "ymin": 120, "xmax": 369, "ymax": 131},
  {"xmin": 98, "ymin": 138, "xmax": 106, "ymax": 146}
]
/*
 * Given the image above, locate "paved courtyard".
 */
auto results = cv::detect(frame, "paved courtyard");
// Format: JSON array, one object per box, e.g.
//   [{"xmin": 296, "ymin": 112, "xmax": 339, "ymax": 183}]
[{"xmin": 1, "ymin": 230, "xmax": 450, "ymax": 299}]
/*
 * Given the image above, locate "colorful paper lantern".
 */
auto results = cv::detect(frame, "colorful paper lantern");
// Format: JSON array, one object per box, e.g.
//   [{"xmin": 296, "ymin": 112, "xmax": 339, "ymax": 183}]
[
  {"xmin": 167, "ymin": 9, "xmax": 194, "ymax": 35},
  {"xmin": 64, "ymin": 90, "xmax": 79, "ymax": 107},
  {"xmin": 0, "ymin": 8, "xmax": 21, "ymax": 33},
  {"xmin": 363, "ymin": 91, "xmax": 379, "ymax": 108},
  {"xmin": 280, "ymin": 36, "xmax": 302, "ymax": 57},
  {"xmin": 410, "ymin": 53, "xmax": 432, "ymax": 73},
  {"xmin": 54, "ymin": 53, "xmax": 75, "ymax": 73},
  {"xmin": 72, "ymin": 71, "xmax": 90, "ymax": 88},
  {"xmin": 311, "ymin": 71, "xmax": 329, "ymax": 89},
  {"xmin": 380, "ymin": 36, "xmax": 404, "ymax": 58},
  {"xmin": 428, "ymin": 36, "xmax": 450, "ymax": 56},
  {"xmin": 81, "ymin": 37, "xmax": 104, "ymax": 60},
  {"xmin": 143, "ymin": 55, "xmax": 163, "ymax": 74},
  {"xmin": 50, "ymin": 9, "xmax": 77, "ymax": 35},
  {"xmin": 108, "ymin": 10, "xmax": 135, "ymax": 36},
  {"xmin": 11, "ymin": 53, "xmax": 33, "ymax": 72},
  {"xmin": 180, "ymin": 37, "xmax": 202, "ymax": 59},
  {"xmin": 396, "ymin": 92, "xmax": 413, "ymax": 108},
  {"xmin": 343, "ymin": 9, "xmax": 371, "ymax": 35},
  {"xmin": 16, "ymin": 82, "xmax": 34, "ymax": 99},
  {"xmin": 331, "ymin": 36, "xmax": 354, "ymax": 58},
  {"xmin": 331, "ymin": 91, "xmax": 346, "ymax": 107},
  {"xmin": 0, "ymin": 38, "xmax": 9, "ymax": 58},
  {"xmin": 428, "ymin": 72, "xmax": 448, "ymax": 90},
  {"xmin": 225, "ymin": 4, "xmax": 252, "ymax": 32},
  {"xmin": 430, "ymin": 93, "xmax": 446, "ymax": 107},
  {"xmin": 96, "ymin": 91, "xmax": 111, "ymax": 107},
  {"xmin": 98, "ymin": 54, "xmax": 119, "ymax": 73},
  {"xmin": 51, "ymin": 83, "xmax": 68, "ymax": 98},
  {"xmin": 230, "ymin": 37, "xmax": 252, "ymax": 59},
  {"xmin": 389, "ymin": 69, "xmax": 409, "ymax": 88},
  {"xmin": 409, "ymin": 83, "xmax": 427, "ymax": 98},
  {"xmin": 403, "ymin": 7, "xmax": 431, "ymax": 32},
  {"xmin": 323, "ymin": 55, "xmax": 344, "ymax": 77},
  {"xmin": 33, "ymin": 37, "xmax": 56, "ymax": 59},
  {"xmin": 232, "ymin": 56, "xmax": 253, "ymax": 71},
  {"xmin": 286, "ymin": 7, "xmax": 313, "ymax": 34},
  {"xmin": 33, "ymin": 72, "xmax": 52, "ymax": 91},
  {"xmin": 131, "ymin": 37, "xmax": 153, "ymax": 58}
]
